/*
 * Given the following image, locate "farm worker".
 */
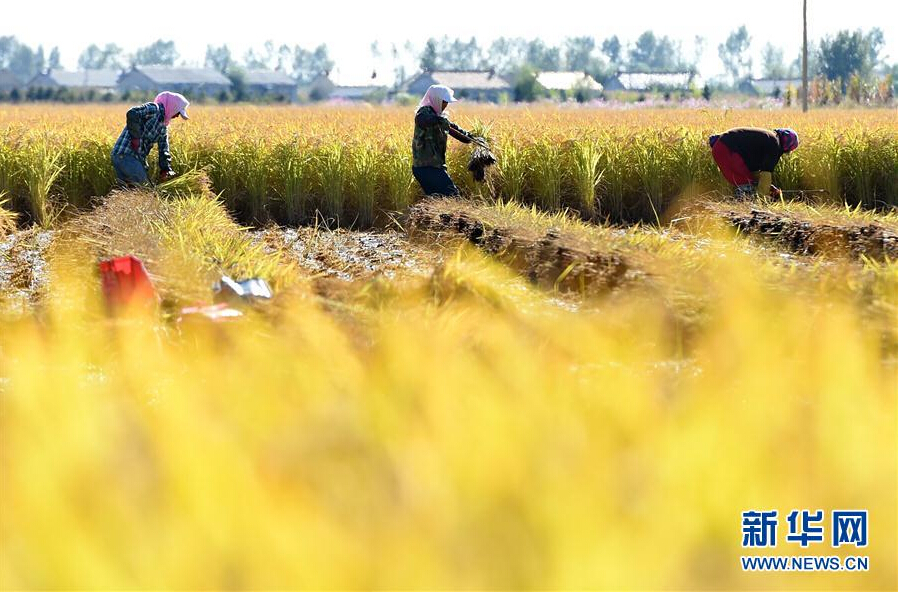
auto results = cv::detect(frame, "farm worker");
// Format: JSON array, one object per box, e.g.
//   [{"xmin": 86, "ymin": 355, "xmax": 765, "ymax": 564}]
[
  {"xmin": 111, "ymin": 91, "xmax": 189, "ymax": 185},
  {"xmin": 411, "ymin": 84, "xmax": 476, "ymax": 197},
  {"xmin": 708, "ymin": 127, "xmax": 799, "ymax": 199}
]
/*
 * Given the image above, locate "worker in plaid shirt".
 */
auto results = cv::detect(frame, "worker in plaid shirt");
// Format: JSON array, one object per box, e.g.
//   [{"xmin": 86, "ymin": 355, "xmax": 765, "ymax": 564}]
[{"xmin": 111, "ymin": 91, "xmax": 189, "ymax": 185}]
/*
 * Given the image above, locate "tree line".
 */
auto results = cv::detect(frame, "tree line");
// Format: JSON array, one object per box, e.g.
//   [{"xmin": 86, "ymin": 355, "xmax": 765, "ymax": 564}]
[{"xmin": 0, "ymin": 27, "xmax": 893, "ymax": 95}]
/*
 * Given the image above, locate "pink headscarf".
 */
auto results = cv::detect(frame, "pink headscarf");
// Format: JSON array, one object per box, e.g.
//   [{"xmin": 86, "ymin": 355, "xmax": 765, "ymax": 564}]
[
  {"xmin": 417, "ymin": 84, "xmax": 457, "ymax": 115},
  {"xmin": 154, "ymin": 91, "xmax": 190, "ymax": 125}
]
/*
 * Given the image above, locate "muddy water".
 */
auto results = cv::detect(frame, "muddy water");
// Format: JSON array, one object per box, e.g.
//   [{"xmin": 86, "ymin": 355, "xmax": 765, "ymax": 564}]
[
  {"xmin": 0, "ymin": 229, "xmax": 54, "ymax": 314},
  {"xmin": 252, "ymin": 226, "xmax": 442, "ymax": 282},
  {"xmin": 1, "ymin": 221, "xmax": 586, "ymax": 316}
]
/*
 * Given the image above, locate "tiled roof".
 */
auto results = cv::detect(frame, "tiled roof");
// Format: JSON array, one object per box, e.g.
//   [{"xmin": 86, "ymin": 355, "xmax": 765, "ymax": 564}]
[
  {"xmin": 537, "ymin": 71, "xmax": 602, "ymax": 91},
  {"xmin": 0, "ymin": 68, "xmax": 21, "ymax": 87},
  {"xmin": 427, "ymin": 70, "xmax": 511, "ymax": 90},
  {"xmin": 244, "ymin": 70, "xmax": 296, "ymax": 85},
  {"xmin": 327, "ymin": 69, "xmax": 382, "ymax": 88},
  {"xmin": 136, "ymin": 67, "xmax": 231, "ymax": 85},
  {"xmin": 46, "ymin": 69, "xmax": 120, "ymax": 87},
  {"xmin": 331, "ymin": 86, "xmax": 384, "ymax": 99}
]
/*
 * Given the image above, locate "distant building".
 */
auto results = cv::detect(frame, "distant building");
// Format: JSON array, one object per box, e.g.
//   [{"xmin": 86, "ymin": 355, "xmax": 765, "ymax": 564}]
[
  {"xmin": 244, "ymin": 69, "xmax": 297, "ymax": 101},
  {"xmin": 403, "ymin": 70, "xmax": 512, "ymax": 102},
  {"xmin": 537, "ymin": 71, "xmax": 603, "ymax": 97},
  {"xmin": 28, "ymin": 69, "xmax": 121, "ymax": 92},
  {"xmin": 604, "ymin": 71, "xmax": 701, "ymax": 92},
  {"xmin": 307, "ymin": 70, "xmax": 387, "ymax": 102},
  {"xmin": 0, "ymin": 68, "xmax": 22, "ymax": 93},
  {"xmin": 118, "ymin": 66, "xmax": 231, "ymax": 97},
  {"xmin": 329, "ymin": 84, "xmax": 386, "ymax": 101},
  {"xmin": 744, "ymin": 78, "xmax": 802, "ymax": 96}
]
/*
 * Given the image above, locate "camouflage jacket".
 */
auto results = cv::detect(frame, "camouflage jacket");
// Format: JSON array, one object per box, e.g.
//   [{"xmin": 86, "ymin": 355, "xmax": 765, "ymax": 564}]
[{"xmin": 412, "ymin": 106, "xmax": 472, "ymax": 168}]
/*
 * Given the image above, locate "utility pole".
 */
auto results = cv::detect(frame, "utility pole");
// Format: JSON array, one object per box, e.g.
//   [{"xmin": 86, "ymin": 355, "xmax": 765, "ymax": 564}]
[{"xmin": 802, "ymin": 0, "xmax": 809, "ymax": 112}]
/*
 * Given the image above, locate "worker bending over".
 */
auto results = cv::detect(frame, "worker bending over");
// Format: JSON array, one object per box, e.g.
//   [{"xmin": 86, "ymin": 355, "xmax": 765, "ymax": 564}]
[
  {"xmin": 111, "ymin": 91, "xmax": 189, "ymax": 186},
  {"xmin": 708, "ymin": 127, "xmax": 799, "ymax": 199}
]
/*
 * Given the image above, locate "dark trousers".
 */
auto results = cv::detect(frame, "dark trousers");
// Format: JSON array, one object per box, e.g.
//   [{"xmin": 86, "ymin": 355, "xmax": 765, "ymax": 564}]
[
  {"xmin": 112, "ymin": 153, "xmax": 149, "ymax": 185},
  {"xmin": 412, "ymin": 166, "xmax": 460, "ymax": 197}
]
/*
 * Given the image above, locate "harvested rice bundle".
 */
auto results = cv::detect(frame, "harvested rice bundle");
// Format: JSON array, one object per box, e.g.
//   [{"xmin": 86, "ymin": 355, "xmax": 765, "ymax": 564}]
[
  {"xmin": 156, "ymin": 168, "xmax": 214, "ymax": 198},
  {"xmin": 0, "ymin": 194, "xmax": 17, "ymax": 235},
  {"xmin": 468, "ymin": 139, "xmax": 497, "ymax": 182}
]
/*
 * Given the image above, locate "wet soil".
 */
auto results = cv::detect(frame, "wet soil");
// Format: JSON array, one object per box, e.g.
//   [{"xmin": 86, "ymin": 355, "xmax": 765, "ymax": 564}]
[
  {"xmin": 722, "ymin": 207, "xmax": 897, "ymax": 260},
  {"xmin": 252, "ymin": 225, "xmax": 441, "ymax": 283},
  {"xmin": 407, "ymin": 199, "xmax": 642, "ymax": 295},
  {"xmin": 0, "ymin": 228, "xmax": 54, "ymax": 314}
]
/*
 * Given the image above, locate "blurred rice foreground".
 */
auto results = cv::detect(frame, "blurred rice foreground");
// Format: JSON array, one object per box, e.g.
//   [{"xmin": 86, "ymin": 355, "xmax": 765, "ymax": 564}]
[{"xmin": 0, "ymin": 106, "xmax": 896, "ymax": 590}]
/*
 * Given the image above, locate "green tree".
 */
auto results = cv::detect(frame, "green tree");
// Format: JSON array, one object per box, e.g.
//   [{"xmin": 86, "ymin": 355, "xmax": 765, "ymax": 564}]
[
  {"xmin": 817, "ymin": 28, "xmax": 884, "ymax": 90},
  {"xmin": 8, "ymin": 43, "xmax": 41, "ymax": 79},
  {"xmin": 243, "ymin": 48, "xmax": 269, "ymax": 70},
  {"xmin": 601, "ymin": 36, "xmax": 622, "ymax": 66},
  {"xmin": 204, "ymin": 44, "xmax": 233, "ymax": 73},
  {"xmin": 34, "ymin": 46, "xmax": 45, "ymax": 74},
  {"xmin": 226, "ymin": 66, "xmax": 247, "ymax": 101},
  {"xmin": 78, "ymin": 43, "xmax": 124, "ymax": 69},
  {"xmin": 689, "ymin": 36, "xmax": 706, "ymax": 72},
  {"xmin": 243, "ymin": 41, "xmax": 281, "ymax": 70},
  {"xmin": 513, "ymin": 65, "xmax": 543, "ymax": 102},
  {"xmin": 718, "ymin": 25, "xmax": 753, "ymax": 82},
  {"xmin": 390, "ymin": 43, "xmax": 408, "ymax": 90},
  {"xmin": 487, "ymin": 37, "xmax": 530, "ymax": 75},
  {"xmin": 448, "ymin": 37, "xmax": 484, "ymax": 70},
  {"xmin": 47, "ymin": 46, "xmax": 61, "ymax": 70},
  {"xmin": 864, "ymin": 28, "xmax": 885, "ymax": 72},
  {"xmin": 420, "ymin": 38, "xmax": 438, "ymax": 71},
  {"xmin": 0, "ymin": 37, "xmax": 44, "ymax": 79},
  {"xmin": 761, "ymin": 43, "xmax": 787, "ymax": 78},
  {"xmin": 0, "ymin": 36, "xmax": 17, "ymax": 66},
  {"xmin": 790, "ymin": 41, "xmax": 818, "ymax": 79},
  {"xmin": 526, "ymin": 39, "xmax": 561, "ymax": 71},
  {"xmin": 564, "ymin": 36, "xmax": 595, "ymax": 71},
  {"xmin": 292, "ymin": 44, "xmax": 333, "ymax": 84},
  {"xmin": 275, "ymin": 44, "xmax": 292, "ymax": 72},
  {"xmin": 628, "ymin": 31, "xmax": 683, "ymax": 71},
  {"xmin": 134, "ymin": 40, "xmax": 178, "ymax": 66},
  {"xmin": 420, "ymin": 36, "xmax": 487, "ymax": 70}
]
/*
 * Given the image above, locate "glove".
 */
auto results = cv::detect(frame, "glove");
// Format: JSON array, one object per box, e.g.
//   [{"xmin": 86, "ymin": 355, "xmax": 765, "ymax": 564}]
[
  {"xmin": 158, "ymin": 170, "xmax": 173, "ymax": 183},
  {"xmin": 130, "ymin": 137, "xmax": 140, "ymax": 153},
  {"xmin": 769, "ymin": 185, "xmax": 782, "ymax": 199}
]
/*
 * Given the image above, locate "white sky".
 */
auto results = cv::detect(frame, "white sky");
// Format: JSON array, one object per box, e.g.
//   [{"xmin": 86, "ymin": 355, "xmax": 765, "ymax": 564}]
[{"xmin": 4, "ymin": 0, "xmax": 896, "ymax": 84}]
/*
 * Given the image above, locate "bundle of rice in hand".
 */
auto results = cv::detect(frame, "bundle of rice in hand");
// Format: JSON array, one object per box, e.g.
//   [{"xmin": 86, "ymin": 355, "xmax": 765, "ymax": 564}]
[
  {"xmin": 468, "ymin": 137, "xmax": 497, "ymax": 182},
  {"xmin": 156, "ymin": 168, "xmax": 214, "ymax": 198}
]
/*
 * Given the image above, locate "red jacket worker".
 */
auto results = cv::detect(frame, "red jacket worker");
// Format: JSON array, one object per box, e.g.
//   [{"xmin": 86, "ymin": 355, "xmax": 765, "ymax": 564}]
[{"xmin": 708, "ymin": 127, "xmax": 799, "ymax": 199}]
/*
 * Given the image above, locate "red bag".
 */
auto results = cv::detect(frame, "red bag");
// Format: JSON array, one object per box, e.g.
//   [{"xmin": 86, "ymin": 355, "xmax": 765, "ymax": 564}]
[{"xmin": 98, "ymin": 255, "xmax": 157, "ymax": 309}]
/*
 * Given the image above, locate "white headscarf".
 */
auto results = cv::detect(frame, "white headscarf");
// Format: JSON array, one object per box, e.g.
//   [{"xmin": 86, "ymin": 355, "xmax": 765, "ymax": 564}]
[{"xmin": 417, "ymin": 84, "xmax": 458, "ymax": 114}]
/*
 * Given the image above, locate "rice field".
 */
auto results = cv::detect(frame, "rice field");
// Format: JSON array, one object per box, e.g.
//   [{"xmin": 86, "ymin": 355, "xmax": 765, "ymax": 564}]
[
  {"xmin": 0, "ymin": 105, "xmax": 896, "ymax": 226},
  {"xmin": 0, "ymin": 104, "xmax": 896, "ymax": 590}
]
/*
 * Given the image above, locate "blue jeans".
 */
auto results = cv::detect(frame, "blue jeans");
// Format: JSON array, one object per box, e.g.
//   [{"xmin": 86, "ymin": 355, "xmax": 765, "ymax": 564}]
[
  {"xmin": 412, "ymin": 166, "xmax": 460, "ymax": 197},
  {"xmin": 112, "ymin": 153, "xmax": 149, "ymax": 185}
]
